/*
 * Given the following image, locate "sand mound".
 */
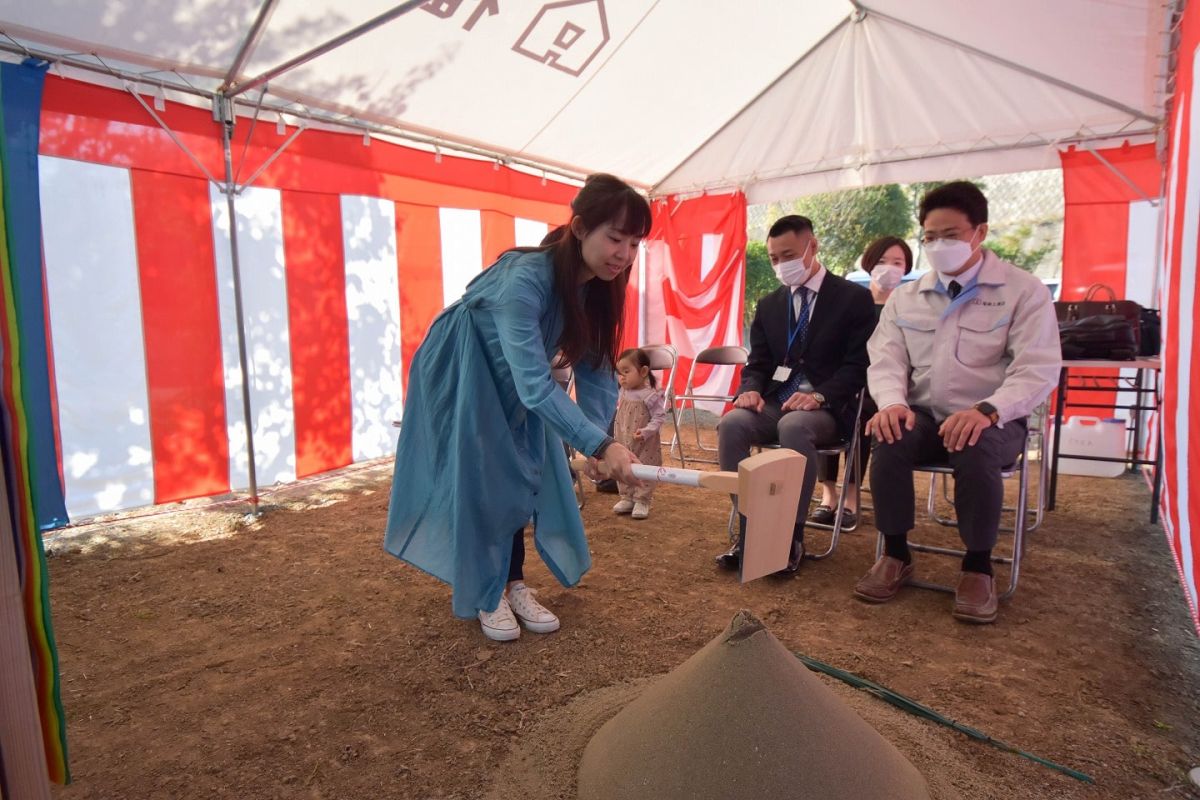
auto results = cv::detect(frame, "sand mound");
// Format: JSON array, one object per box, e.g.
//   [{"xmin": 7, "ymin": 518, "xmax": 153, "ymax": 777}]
[{"xmin": 576, "ymin": 610, "xmax": 931, "ymax": 800}]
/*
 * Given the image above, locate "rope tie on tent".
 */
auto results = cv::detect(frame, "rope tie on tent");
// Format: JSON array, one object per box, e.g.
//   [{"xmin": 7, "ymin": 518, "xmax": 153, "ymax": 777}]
[{"xmin": 793, "ymin": 651, "xmax": 1094, "ymax": 784}]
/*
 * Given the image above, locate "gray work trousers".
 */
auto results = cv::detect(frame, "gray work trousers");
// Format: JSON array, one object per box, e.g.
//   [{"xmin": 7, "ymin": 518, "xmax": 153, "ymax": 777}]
[
  {"xmin": 717, "ymin": 402, "xmax": 838, "ymax": 543},
  {"xmin": 869, "ymin": 409, "xmax": 1027, "ymax": 550}
]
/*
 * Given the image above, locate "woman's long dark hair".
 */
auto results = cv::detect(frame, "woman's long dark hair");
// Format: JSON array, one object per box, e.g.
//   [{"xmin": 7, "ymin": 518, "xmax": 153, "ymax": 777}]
[{"xmin": 524, "ymin": 174, "xmax": 651, "ymax": 370}]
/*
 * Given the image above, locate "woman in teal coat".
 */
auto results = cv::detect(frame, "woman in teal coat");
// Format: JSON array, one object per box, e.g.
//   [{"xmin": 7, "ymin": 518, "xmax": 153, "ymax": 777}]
[{"xmin": 385, "ymin": 174, "xmax": 649, "ymax": 641}]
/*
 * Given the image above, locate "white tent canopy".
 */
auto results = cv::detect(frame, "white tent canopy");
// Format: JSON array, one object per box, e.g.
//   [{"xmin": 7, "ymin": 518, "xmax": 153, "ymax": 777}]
[{"xmin": 0, "ymin": 0, "xmax": 1173, "ymax": 199}]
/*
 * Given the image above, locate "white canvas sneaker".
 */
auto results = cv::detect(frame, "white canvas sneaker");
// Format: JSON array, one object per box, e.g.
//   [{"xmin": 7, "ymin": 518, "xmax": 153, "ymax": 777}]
[
  {"xmin": 612, "ymin": 499, "xmax": 635, "ymax": 514},
  {"xmin": 631, "ymin": 501, "xmax": 650, "ymax": 520},
  {"xmin": 478, "ymin": 595, "xmax": 520, "ymax": 641},
  {"xmin": 506, "ymin": 582, "xmax": 560, "ymax": 634}
]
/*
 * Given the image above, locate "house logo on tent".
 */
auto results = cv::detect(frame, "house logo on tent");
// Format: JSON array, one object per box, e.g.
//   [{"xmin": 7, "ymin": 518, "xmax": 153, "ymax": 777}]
[{"xmin": 513, "ymin": 0, "xmax": 610, "ymax": 77}]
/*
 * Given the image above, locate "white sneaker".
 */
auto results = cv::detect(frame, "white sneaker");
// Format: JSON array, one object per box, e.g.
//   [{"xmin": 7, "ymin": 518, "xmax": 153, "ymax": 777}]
[
  {"xmin": 612, "ymin": 499, "xmax": 635, "ymax": 514},
  {"xmin": 632, "ymin": 502, "xmax": 650, "ymax": 520},
  {"xmin": 506, "ymin": 582, "xmax": 560, "ymax": 634},
  {"xmin": 478, "ymin": 595, "xmax": 520, "ymax": 641}
]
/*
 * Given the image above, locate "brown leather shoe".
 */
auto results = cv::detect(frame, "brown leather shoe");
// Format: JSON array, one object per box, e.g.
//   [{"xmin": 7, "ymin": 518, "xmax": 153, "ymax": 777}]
[
  {"xmin": 953, "ymin": 571, "xmax": 998, "ymax": 624},
  {"xmin": 853, "ymin": 556, "xmax": 914, "ymax": 603}
]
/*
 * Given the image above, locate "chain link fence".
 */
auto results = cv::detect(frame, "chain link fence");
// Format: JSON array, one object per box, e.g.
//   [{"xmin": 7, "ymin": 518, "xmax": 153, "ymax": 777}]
[{"xmin": 747, "ymin": 169, "xmax": 1063, "ymax": 279}]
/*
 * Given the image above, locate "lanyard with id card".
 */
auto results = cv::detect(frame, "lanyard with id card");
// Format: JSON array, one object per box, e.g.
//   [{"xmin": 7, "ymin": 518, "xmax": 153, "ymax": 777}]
[
  {"xmin": 776, "ymin": 290, "xmax": 807, "ymax": 383},
  {"xmin": 786, "ymin": 289, "xmax": 808, "ymax": 351}
]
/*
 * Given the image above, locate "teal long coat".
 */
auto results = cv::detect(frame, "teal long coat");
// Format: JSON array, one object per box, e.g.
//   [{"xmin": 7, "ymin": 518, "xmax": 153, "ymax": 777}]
[{"xmin": 384, "ymin": 250, "xmax": 616, "ymax": 618}]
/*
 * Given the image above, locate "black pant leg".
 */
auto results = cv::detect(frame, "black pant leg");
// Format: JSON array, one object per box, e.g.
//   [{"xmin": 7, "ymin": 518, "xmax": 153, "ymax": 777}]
[
  {"xmin": 507, "ymin": 528, "xmax": 525, "ymax": 582},
  {"xmin": 948, "ymin": 420, "xmax": 1028, "ymax": 551},
  {"xmin": 868, "ymin": 410, "xmax": 944, "ymax": 536}
]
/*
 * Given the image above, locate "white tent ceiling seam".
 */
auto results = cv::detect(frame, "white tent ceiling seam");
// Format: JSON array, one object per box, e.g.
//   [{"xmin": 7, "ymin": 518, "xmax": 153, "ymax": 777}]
[
  {"xmin": 0, "ymin": 1, "xmax": 1176, "ymax": 197},
  {"xmin": 655, "ymin": 2, "xmax": 1171, "ymax": 200}
]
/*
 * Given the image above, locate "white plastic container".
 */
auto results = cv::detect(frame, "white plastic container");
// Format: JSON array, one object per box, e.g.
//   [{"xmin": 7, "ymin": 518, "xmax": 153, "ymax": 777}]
[{"xmin": 1056, "ymin": 416, "xmax": 1127, "ymax": 477}]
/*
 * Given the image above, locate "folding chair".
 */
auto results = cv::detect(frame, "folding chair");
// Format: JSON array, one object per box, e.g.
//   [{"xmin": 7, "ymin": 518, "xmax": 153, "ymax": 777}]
[
  {"xmin": 725, "ymin": 391, "xmax": 866, "ymax": 560},
  {"xmin": 551, "ymin": 363, "xmax": 585, "ymax": 509},
  {"xmin": 671, "ymin": 345, "xmax": 749, "ymax": 468},
  {"xmin": 875, "ymin": 425, "xmax": 1032, "ymax": 601},
  {"xmin": 1026, "ymin": 401, "xmax": 1052, "ymax": 532},
  {"xmin": 551, "ymin": 363, "xmax": 575, "ymax": 396},
  {"xmin": 637, "ymin": 343, "xmax": 679, "ymax": 462},
  {"xmin": 803, "ymin": 391, "xmax": 867, "ymax": 558},
  {"xmin": 928, "ymin": 402, "xmax": 1049, "ymax": 534}
]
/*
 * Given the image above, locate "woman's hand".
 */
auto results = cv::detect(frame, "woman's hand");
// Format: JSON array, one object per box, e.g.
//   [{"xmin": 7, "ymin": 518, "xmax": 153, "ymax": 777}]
[{"xmin": 593, "ymin": 442, "xmax": 643, "ymax": 486}]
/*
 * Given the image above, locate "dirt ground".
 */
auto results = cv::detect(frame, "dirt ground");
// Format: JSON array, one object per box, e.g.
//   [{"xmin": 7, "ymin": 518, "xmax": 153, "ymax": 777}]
[{"xmin": 42, "ymin": 431, "xmax": 1200, "ymax": 800}]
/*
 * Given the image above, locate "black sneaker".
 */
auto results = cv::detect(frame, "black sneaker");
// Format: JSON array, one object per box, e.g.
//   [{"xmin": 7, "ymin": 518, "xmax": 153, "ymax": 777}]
[{"xmin": 809, "ymin": 505, "xmax": 835, "ymax": 525}]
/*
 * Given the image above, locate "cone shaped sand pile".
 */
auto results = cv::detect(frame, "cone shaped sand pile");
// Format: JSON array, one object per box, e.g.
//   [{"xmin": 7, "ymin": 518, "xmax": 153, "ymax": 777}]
[{"xmin": 578, "ymin": 610, "xmax": 931, "ymax": 799}]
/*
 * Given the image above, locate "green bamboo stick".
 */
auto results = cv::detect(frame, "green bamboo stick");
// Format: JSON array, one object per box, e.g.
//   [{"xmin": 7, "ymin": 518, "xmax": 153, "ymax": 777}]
[{"xmin": 794, "ymin": 651, "xmax": 1094, "ymax": 784}]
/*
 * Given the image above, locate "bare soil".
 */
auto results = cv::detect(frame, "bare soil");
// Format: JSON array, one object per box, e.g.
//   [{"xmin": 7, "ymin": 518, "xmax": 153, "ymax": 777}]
[{"xmin": 43, "ymin": 433, "xmax": 1200, "ymax": 800}]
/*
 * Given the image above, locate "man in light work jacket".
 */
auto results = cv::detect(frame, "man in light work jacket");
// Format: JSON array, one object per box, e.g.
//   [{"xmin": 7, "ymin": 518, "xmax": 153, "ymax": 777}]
[{"xmin": 855, "ymin": 182, "xmax": 1061, "ymax": 624}]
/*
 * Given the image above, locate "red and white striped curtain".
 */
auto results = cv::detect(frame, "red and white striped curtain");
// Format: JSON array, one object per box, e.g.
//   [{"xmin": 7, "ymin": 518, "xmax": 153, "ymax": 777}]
[
  {"xmin": 1159, "ymin": 1, "xmax": 1200, "ymax": 634},
  {"xmin": 1060, "ymin": 143, "xmax": 1161, "ymax": 304},
  {"xmin": 36, "ymin": 77, "xmax": 574, "ymax": 521},
  {"xmin": 1058, "ymin": 144, "xmax": 1162, "ymax": 436},
  {"xmin": 642, "ymin": 193, "xmax": 747, "ymax": 412}
]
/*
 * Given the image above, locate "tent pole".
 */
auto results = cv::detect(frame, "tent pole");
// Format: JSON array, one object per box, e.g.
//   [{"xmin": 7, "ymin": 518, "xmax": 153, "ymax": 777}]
[
  {"xmin": 123, "ymin": 87, "xmax": 222, "ymax": 186},
  {"xmin": 0, "ymin": 41, "xmax": 595, "ymax": 187},
  {"xmin": 227, "ymin": 0, "xmax": 428, "ymax": 99},
  {"xmin": 671, "ymin": 130, "xmax": 1158, "ymax": 198},
  {"xmin": 1080, "ymin": 143, "xmax": 1159, "ymax": 205},
  {"xmin": 218, "ymin": 95, "xmax": 261, "ymax": 517},
  {"xmin": 220, "ymin": 0, "xmax": 281, "ymax": 92}
]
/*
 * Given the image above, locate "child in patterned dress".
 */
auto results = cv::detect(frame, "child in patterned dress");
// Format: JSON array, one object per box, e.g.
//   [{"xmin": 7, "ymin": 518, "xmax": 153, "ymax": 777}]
[{"xmin": 611, "ymin": 348, "xmax": 666, "ymax": 519}]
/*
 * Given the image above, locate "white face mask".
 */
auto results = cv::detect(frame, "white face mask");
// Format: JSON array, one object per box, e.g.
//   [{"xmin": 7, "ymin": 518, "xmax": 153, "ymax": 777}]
[
  {"xmin": 872, "ymin": 264, "xmax": 904, "ymax": 291},
  {"xmin": 772, "ymin": 241, "xmax": 813, "ymax": 287},
  {"xmin": 922, "ymin": 230, "xmax": 981, "ymax": 277}
]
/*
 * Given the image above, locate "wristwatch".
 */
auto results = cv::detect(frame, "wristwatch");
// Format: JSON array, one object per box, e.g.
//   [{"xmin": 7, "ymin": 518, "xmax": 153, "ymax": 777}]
[
  {"xmin": 593, "ymin": 436, "xmax": 617, "ymax": 459},
  {"xmin": 811, "ymin": 392, "xmax": 826, "ymax": 407},
  {"xmin": 974, "ymin": 402, "xmax": 1000, "ymax": 425}
]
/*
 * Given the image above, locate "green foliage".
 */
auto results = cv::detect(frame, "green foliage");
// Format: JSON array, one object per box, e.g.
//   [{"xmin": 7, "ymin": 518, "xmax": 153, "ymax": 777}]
[
  {"xmin": 791, "ymin": 184, "xmax": 915, "ymax": 275},
  {"xmin": 986, "ymin": 224, "xmax": 1055, "ymax": 273},
  {"xmin": 746, "ymin": 182, "xmax": 915, "ymax": 326},
  {"xmin": 744, "ymin": 240, "xmax": 775, "ymax": 328}
]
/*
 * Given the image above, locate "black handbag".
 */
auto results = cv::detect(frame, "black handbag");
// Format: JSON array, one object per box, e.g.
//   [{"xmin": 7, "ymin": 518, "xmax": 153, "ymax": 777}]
[
  {"xmin": 1054, "ymin": 283, "xmax": 1144, "ymax": 359},
  {"xmin": 1057, "ymin": 314, "xmax": 1138, "ymax": 360},
  {"xmin": 1139, "ymin": 307, "xmax": 1161, "ymax": 356}
]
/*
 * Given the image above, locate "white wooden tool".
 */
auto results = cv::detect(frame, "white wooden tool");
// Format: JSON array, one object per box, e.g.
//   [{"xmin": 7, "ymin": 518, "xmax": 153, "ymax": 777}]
[{"xmin": 575, "ymin": 449, "xmax": 805, "ymax": 582}]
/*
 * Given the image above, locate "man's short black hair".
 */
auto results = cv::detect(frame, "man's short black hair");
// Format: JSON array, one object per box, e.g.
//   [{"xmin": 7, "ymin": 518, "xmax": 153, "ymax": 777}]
[
  {"xmin": 918, "ymin": 181, "xmax": 988, "ymax": 227},
  {"xmin": 767, "ymin": 215, "xmax": 815, "ymax": 239}
]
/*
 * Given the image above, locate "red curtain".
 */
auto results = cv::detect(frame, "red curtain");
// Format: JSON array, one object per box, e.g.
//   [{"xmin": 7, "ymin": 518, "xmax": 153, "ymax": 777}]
[{"xmin": 643, "ymin": 193, "xmax": 747, "ymax": 409}]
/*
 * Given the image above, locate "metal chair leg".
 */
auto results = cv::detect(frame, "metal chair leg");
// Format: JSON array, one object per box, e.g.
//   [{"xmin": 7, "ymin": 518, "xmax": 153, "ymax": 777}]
[
  {"xmin": 886, "ymin": 450, "xmax": 1029, "ymax": 599},
  {"xmin": 669, "ymin": 404, "xmax": 687, "ymax": 468},
  {"xmin": 807, "ymin": 439, "xmax": 858, "ymax": 560}
]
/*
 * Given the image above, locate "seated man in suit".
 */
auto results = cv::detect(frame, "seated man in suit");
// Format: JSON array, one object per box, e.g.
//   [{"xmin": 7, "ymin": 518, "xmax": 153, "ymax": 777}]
[
  {"xmin": 854, "ymin": 181, "xmax": 1061, "ymax": 623},
  {"xmin": 715, "ymin": 215, "xmax": 875, "ymax": 574}
]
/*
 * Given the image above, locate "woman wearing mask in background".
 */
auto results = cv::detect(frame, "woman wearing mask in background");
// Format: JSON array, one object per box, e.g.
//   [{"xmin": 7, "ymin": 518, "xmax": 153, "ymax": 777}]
[
  {"xmin": 811, "ymin": 236, "xmax": 913, "ymax": 527},
  {"xmin": 865, "ymin": 236, "xmax": 913, "ymax": 316}
]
